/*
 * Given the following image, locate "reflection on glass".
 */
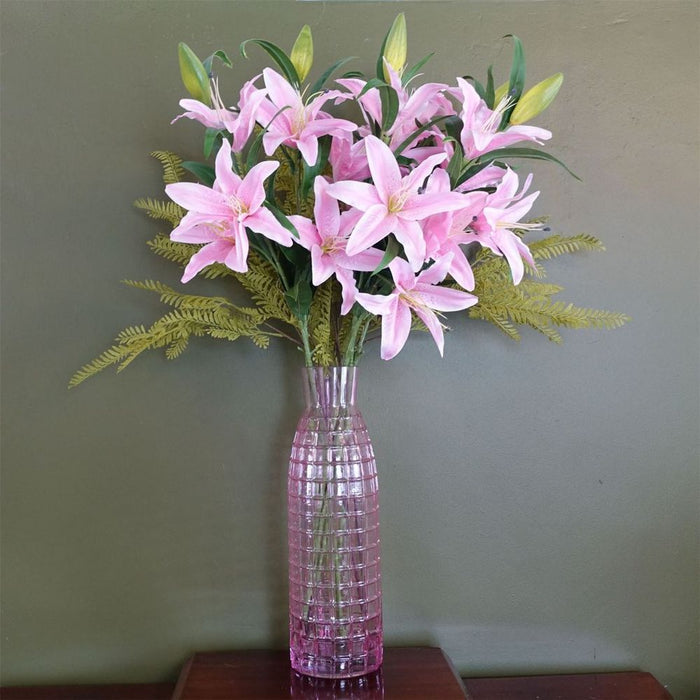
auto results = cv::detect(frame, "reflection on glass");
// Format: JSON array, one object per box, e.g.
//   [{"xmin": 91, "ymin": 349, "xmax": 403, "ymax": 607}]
[{"xmin": 290, "ymin": 667, "xmax": 385, "ymax": 699}]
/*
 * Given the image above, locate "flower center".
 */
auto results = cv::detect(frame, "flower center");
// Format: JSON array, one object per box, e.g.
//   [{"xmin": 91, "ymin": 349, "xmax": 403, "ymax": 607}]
[
  {"xmin": 481, "ymin": 94, "xmax": 515, "ymax": 135},
  {"xmin": 320, "ymin": 236, "xmax": 343, "ymax": 255},
  {"xmin": 290, "ymin": 102, "xmax": 307, "ymax": 138},
  {"xmin": 227, "ymin": 194, "xmax": 248, "ymax": 218},
  {"xmin": 387, "ymin": 188, "xmax": 409, "ymax": 213},
  {"xmin": 213, "ymin": 222, "xmax": 236, "ymax": 243}
]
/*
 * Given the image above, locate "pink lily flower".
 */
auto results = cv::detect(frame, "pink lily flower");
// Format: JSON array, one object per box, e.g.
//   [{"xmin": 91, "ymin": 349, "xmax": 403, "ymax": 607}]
[
  {"xmin": 356, "ymin": 255, "xmax": 478, "ymax": 360},
  {"xmin": 328, "ymin": 134, "xmax": 370, "ymax": 183},
  {"xmin": 455, "ymin": 78, "xmax": 552, "ymax": 159},
  {"xmin": 327, "ymin": 135, "xmax": 466, "ymax": 271},
  {"xmin": 424, "ymin": 170, "xmax": 488, "ymax": 291},
  {"xmin": 289, "ymin": 177, "xmax": 383, "ymax": 314},
  {"xmin": 165, "ymin": 140, "xmax": 292, "ymax": 282},
  {"xmin": 173, "ymin": 77, "xmax": 267, "ymax": 151},
  {"xmin": 257, "ymin": 68, "xmax": 356, "ymax": 165},
  {"xmin": 336, "ymin": 64, "xmax": 453, "ymax": 155},
  {"xmin": 463, "ymin": 168, "xmax": 539, "ymax": 284},
  {"xmin": 382, "ymin": 62, "xmax": 455, "ymax": 151}
]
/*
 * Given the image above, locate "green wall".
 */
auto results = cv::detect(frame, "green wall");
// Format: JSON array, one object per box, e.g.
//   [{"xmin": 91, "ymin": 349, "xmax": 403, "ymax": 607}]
[{"xmin": 1, "ymin": 1, "xmax": 698, "ymax": 697}]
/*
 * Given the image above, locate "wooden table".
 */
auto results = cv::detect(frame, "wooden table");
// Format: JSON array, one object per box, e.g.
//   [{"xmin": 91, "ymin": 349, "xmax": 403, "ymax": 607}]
[{"xmin": 1, "ymin": 647, "xmax": 673, "ymax": 699}]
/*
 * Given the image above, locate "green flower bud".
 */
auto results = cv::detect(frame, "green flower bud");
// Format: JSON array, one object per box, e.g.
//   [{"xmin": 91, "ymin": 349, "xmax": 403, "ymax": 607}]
[
  {"xmin": 290, "ymin": 25, "xmax": 314, "ymax": 83},
  {"xmin": 510, "ymin": 72, "xmax": 563, "ymax": 125},
  {"xmin": 382, "ymin": 13, "xmax": 407, "ymax": 82},
  {"xmin": 178, "ymin": 42, "xmax": 210, "ymax": 104}
]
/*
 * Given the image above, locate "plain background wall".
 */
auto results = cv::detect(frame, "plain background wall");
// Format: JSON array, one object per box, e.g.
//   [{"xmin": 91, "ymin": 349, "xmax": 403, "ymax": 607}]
[{"xmin": 1, "ymin": 1, "xmax": 698, "ymax": 697}]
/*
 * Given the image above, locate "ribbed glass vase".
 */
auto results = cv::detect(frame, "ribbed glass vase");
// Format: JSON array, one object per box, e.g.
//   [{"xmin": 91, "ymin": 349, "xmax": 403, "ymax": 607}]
[{"xmin": 288, "ymin": 366, "xmax": 383, "ymax": 679}]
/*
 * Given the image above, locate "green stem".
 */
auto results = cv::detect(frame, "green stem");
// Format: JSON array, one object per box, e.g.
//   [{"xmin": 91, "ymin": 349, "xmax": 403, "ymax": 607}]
[
  {"xmin": 342, "ymin": 309, "xmax": 365, "ymax": 366},
  {"xmin": 353, "ymin": 316, "xmax": 373, "ymax": 362},
  {"xmin": 262, "ymin": 322, "xmax": 303, "ymax": 348},
  {"xmin": 299, "ymin": 317, "xmax": 313, "ymax": 367}
]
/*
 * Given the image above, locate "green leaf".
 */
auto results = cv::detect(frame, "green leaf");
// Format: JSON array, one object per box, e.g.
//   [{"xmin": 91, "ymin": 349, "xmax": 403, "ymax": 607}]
[
  {"xmin": 309, "ymin": 56, "xmax": 356, "ymax": 96},
  {"xmin": 444, "ymin": 115, "xmax": 463, "ymax": 143},
  {"xmin": 371, "ymin": 235, "xmax": 400, "ymax": 275},
  {"xmin": 266, "ymin": 202, "xmax": 300, "ymax": 239},
  {"xmin": 182, "ymin": 161, "xmax": 215, "ymax": 186},
  {"xmin": 485, "ymin": 65, "xmax": 495, "ymax": 108},
  {"xmin": 285, "ymin": 279, "xmax": 313, "ymax": 320},
  {"xmin": 376, "ymin": 21, "xmax": 392, "ymax": 80},
  {"xmin": 447, "ymin": 141, "xmax": 465, "ymax": 188},
  {"xmin": 402, "ymin": 52, "xmax": 434, "ymax": 86},
  {"xmin": 240, "ymin": 38, "xmax": 300, "ymax": 88},
  {"xmin": 501, "ymin": 35, "xmax": 525, "ymax": 127},
  {"xmin": 393, "ymin": 114, "xmax": 449, "ymax": 156},
  {"xmin": 455, "ymin": 160, "xmax": 492, "ymax": 188},
  {"xmin": 358, "ymin": 77, "xmax": 387, "ymax": 98},
  {"xmin": 203, "ymin": 49, "xmax": 232, "ymax": 74},
  {"xmin": 380, "ymin": 84, "xmax": 399, "ymax": 133},
  {"xmin": 203, "ymin": 128, "xmax": 221, "ymax": 159},
  {"xmin": 481, "ymin": 146, "xmax": 581, "ymax": 180},
  {"xmin": 300, "ymin": 135, "xmax": 331, "ymax": 200}
]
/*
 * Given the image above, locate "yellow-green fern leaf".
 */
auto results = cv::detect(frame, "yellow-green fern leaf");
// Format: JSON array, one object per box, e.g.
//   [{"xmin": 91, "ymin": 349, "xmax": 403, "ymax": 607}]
[
  {"xmin": 529, "ymin": 234, "xmax": 605, "ymax": 260},
  {"xmin": 134, "ymin": 198, "xmax": 184, "ymax": 226},
  {"xmin": 151, "ymin": 150, "xmax": 186, "ymax": 184}
]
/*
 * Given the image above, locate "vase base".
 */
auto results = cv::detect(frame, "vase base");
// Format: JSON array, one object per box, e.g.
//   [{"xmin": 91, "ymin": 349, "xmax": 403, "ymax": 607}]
[{"xmin": 290, "ymin": 629, "xmax": 383, "ymax": 679}]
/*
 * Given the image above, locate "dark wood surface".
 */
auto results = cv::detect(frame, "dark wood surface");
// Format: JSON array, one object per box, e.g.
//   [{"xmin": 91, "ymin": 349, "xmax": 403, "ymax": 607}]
[
  {"xmin": 0, "ymin": 649, "xmax": 674, "ymax": 700},
  {"xmin": 173, "ymin": 647, "xmax": 467, "ymax": 699},
  {"xmin": 465, "ymin": 671, "xmax": 673, "ymax": 699},
  {"xmin": 0, "ymin": 683, "xmax": 174, "ymax": 699}
]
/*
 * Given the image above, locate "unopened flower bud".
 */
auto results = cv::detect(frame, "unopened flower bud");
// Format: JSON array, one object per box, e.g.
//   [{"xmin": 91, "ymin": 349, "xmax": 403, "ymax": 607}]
[
  {"xmin": 178, "ymin": 42, "xmax": 210, "ymax": 104},
  {"xmin": 510, "ymin": 72, "xmax": 563, "ymax": 124},
  {"xmin": 290, "ymin": 25, "xmax": 314, "ymax": 83},
  {"xmin": 382, "ymin": 13, "xmax": 407, "ymax": 82}
]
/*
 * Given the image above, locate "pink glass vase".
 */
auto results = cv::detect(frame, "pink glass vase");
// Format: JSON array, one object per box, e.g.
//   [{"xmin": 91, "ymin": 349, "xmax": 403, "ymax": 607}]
[{"xmin": 288, "ymin": 366, "xmax": 383, "ymax": 678}]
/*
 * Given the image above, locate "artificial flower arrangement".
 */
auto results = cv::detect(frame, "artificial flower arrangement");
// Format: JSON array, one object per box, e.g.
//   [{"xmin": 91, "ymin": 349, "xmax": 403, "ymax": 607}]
[{"xmin": 70, "ymin": 14, "xmax": 627, "ymax": 386}]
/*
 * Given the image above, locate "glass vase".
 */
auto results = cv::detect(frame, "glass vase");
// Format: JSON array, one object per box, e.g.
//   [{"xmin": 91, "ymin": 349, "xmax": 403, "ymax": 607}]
[{"xmin": 288, "ymin": 366, "xmax": 383, "ymax": 679}]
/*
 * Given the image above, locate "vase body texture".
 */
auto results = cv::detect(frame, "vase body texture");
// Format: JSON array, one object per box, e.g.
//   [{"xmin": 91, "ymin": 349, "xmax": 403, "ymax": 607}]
[{"xmin": 288, "ymin": 366, "xmax": 383, "ymax": 678}]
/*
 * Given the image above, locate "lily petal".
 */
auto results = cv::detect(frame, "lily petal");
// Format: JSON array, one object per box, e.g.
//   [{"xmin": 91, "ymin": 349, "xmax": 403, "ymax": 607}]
[
  {"xmin": 181, "ymin": 239, "xmax": 233, "ymax": 282},
  {"xmin": 364, "ymin": 135, "xmax": 402, "ymax": 204},
  {"xmin": 379, "ymin": 298, "xmax": 412, "ymax": 360},
  {"xmin": 345, "ymin": 205, "xmax": 395, "ymax": 255},
  {"xmin": 237, "ymin": 160, "xmax": 279, "ymax": 213},
  {"xmin": 327, "ymin": 181, "xmax": 382, "ymax": 211}
]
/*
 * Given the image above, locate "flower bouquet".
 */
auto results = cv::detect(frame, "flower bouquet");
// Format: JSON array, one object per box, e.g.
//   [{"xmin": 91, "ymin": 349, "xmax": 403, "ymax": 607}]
[{"xmin": 71, "ymin": 15, "xmax": 627, "ymax": 679}]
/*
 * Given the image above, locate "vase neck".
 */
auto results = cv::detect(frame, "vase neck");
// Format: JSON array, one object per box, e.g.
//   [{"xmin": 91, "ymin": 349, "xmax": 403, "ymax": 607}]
[{"xmin": 302, "ymin": 366, "xmax": 358, "ymax": 410}]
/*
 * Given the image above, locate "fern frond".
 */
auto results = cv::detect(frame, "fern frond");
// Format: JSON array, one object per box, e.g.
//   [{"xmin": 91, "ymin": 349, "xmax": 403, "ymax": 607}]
[
  {"xmin": 165, "ymin": 334, "xmax": 190, "ymax": 360},
  {"xmin": 308, "ymin": 279, "xmax": 336, "ymax": 366},
  {"xmin": 69, "ymin": 345, "xmax": 134, "ymax": 388},
  {"xmin": 69, "ymin": 290, "xmax": 281, "ymax": 387},
  {"xmin": 469, "ymin": 305, "xmax": 521, "ymax": 341},
  {"xmin": 530, "ymin": 302, "xmax": 630, "ymax": 330},
  {"xmin": 151, "ymin": 150, "xmax": 186, "ymax": 184},
  {"xmin": 122, "ymin": 280, "xmax": 234, "ymax": 312},
  {"xmin": 134, "ymin": 198, "xmax": 184, "ymax": 226},
  {"xmin": 469, "ymin": 250, "xmax": 628, "ymax": 341},
  {"xmin": 517, "ymin": 280, "xmax": 564, "ymax": 300},
  {"xmin": 231, "ymin": 252, "xmax": 299, "ymax": 328},
  {"xmin": 529, "ymin": 234, "xmax": 605, "ymax": 260}
]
